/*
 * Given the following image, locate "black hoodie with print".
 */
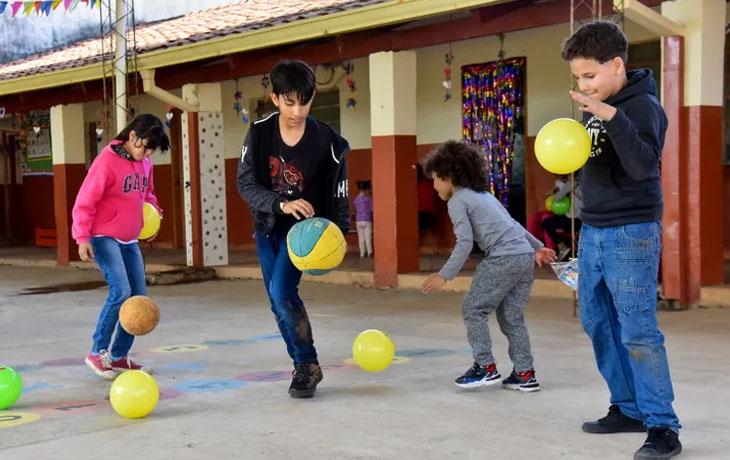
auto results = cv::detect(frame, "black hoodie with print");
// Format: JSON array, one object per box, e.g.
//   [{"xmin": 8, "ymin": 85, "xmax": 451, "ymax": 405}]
[{"xmin": 580, "ymin": 68, "xmax": 666, "ymax": 227}]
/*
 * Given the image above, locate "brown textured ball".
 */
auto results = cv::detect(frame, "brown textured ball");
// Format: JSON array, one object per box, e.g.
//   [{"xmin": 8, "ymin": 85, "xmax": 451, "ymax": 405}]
[{"xmin": 119, "ymin": 296, "xmax": 160, "ymax": 336}]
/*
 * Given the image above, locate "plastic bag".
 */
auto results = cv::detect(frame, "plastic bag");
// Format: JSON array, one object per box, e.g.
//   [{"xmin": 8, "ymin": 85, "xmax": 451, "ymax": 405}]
[{"xmin": 550, "ymin": 258, "xmax": 579, "ymax": 291}]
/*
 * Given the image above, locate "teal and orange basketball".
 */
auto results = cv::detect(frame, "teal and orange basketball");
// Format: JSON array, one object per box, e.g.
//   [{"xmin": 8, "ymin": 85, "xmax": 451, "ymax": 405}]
[{"xmin": 287, "ymin": 217, "xmax": 346, "ymax": 275}]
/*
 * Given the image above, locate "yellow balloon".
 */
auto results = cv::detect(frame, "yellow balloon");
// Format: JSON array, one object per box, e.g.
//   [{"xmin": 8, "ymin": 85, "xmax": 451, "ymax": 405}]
[
  {"xmin": 535, "ymin": 118, "xmax": 591, "ymax": 174},
  {"xmin": 109, "ymin": 370, "xmax": 159, "ymax": 419},
  {"xmin": 139, "ymin": 202, "xmax": 161, "ymax": 240},
  {"xmin": 352, "ymin": 329, "xmax": 396, "ymax": 372},
  {"xmin": 545, "ymin": 195, "xmax": 555, "ymax": 211}
]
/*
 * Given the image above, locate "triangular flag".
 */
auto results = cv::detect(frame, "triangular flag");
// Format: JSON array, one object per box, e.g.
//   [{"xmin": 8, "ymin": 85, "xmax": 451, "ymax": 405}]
[
  {"xmin": 0, "ymin": 2, "xmax": 8, "ymax": 15},
  {"xmin": 34, "ymin": 1, "xmax": 42, "ymax": 13},
  {"xmin": 11, "ymin": 2, "xmax": 21, "ymax": 17},
  {"xmin": 24, "ymin": 2, "xmax": 36, "ymax": 15},
  {"xmin": 70, "ymin": 0, "xmax": 79, "ymax": 11},
  {"xmin": 63, "ymin": 0, "xmax": 70, "ymax": 8},
  {"xmin": 41, "ymin": 0, "xmax": 53, "ymax": 15},
  {"xmin": 89, "ymin": 0, "xmax": 96, "ymax": 8},
  {"xmin": 52, "ymin": 0, "xmax": 62, "ymax": 10}
]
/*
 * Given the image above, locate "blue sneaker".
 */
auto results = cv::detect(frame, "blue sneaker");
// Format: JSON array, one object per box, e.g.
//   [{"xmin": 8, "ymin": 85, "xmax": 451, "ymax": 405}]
[
  {"xmin": 454, "ymin": 362, "xmax": 501, "ymax": 388},
  {"xmin": 502, "ymin": 368, "xmax": 540, "ymax": 392}
]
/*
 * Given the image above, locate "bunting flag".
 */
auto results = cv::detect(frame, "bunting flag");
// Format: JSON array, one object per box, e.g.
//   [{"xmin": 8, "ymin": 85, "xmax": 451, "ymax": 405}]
[{"xmin": 0, "ymin": 0, "xmax": 98, "ymax": 16}]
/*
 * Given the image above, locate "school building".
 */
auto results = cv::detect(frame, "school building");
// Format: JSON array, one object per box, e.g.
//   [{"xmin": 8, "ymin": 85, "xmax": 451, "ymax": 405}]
[{"xmin": 0, "ymin": 0, "xmax": 727, "ymax": 306}]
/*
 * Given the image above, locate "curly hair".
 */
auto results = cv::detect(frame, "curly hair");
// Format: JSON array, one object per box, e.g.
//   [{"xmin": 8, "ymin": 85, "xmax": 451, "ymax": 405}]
[
  {"xmin": 421, "ymin": 140, "xmax": 489, "ymax": 192},
  {"xmin": 561, "ymin": 21, "xmax": 628, "ymax": 64}
]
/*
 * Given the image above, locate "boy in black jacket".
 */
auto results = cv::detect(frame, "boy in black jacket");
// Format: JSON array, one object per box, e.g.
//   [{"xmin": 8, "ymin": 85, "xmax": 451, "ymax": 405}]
[
  {"xmin": 237, "ymin": 60, "xmax": 350, "ymax": 399},
  {"xmin": 563, "ymin": 22, "xmax": 681, "ymax": 459}
]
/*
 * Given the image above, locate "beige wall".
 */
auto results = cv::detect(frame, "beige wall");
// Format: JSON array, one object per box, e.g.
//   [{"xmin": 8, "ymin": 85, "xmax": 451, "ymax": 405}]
[
  {"xmin": 416, "ymin": 21, "xmax": 657, "ymax": 141},
  {"xmin": 664, "ymin": 0, "xmax": 726, "ymax": 106},
  {"xmin": 50, "ymin": 16, "xmax": 668, "ymax": 166},
  {"xmin": 228, "ymin": 57, "xmax": 373, "ymax": 152},
  {"xmin": 82, "ymin": 93, "xmax": 178, "ymax": 166}
]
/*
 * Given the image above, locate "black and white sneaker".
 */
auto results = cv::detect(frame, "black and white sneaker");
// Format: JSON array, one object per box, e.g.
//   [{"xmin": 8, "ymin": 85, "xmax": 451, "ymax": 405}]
[
  {"xmin": 634, "ymin": 428, "xmax": 681, "ymax": 460},
  {"xmin": 502, "ymin": 368, "xmax": 540, "ymax": 392},
  {"xmin": 454, "ymin": 362, "xmax": 501, "ymax": 388}
]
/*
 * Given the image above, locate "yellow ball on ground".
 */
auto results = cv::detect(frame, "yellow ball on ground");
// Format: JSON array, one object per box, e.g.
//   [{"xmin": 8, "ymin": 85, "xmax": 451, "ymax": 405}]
[
  {"xmin": 109, "ymin": 370, "xmax": 159, "ymax": 419},
  {"xmin": 119, "ymin": 296, "xmax": 160, "ymax": 336},
  {"xmin": 352, "ymin": 329, "xmax": 396, "ymax": 372}
]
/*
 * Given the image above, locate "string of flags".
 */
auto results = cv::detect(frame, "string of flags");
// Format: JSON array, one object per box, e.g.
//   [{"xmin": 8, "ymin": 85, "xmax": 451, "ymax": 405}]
[{"xmin": 0, "ymin": 0, "xmax": 99, "ymax": 17}]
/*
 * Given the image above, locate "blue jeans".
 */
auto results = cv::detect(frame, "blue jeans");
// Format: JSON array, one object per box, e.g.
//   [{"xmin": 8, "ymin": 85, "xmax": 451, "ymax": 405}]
[
  {"xmin": 255, "ymin": 229, "xmax": 318, "ymax": 365},
  {"xmin": 90, "ymin": 237, "xmax": 147, "ymax": 359},
  {"xmin": 578, "ymin": 222, "xmax": 680, "ymax": 430}
]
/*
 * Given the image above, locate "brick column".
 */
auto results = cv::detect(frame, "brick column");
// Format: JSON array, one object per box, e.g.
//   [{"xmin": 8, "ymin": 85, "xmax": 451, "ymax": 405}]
[
  {"xmin": 50, "ymin": 103, "xmax": 86, "ymax": 266},
  {"xmin": 369, "ymin": 51, "xmax": 419, "ymax": 287}
]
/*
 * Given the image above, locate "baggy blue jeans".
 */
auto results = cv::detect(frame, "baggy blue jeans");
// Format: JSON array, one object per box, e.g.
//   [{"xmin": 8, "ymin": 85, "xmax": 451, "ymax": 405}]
[
  {"xmin": 578, "ymin": 222, "xmax": 680, "ymax": 430},
  {"xmin": 255, "ymin": 229, "xmax": 318, "ymax": 365},
  {"xmin": 90, "ymin": 237, "xmax": 146, "ymax": 359}
]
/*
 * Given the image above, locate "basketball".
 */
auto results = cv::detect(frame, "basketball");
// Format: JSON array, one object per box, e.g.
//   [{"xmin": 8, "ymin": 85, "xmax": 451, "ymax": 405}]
[
  {"xmin": 119, "ymin": 295, "xmax": 160, "ymax": 336},
  {"xmin": 286, "ymin": 217, "xmax": 346, "ymax": 275}
]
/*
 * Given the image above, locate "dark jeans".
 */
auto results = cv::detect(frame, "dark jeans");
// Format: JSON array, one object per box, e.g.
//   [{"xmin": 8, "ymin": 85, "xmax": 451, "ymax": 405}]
[
  {"xmin": 90, "ymin": 237, "xmax": 146, "ymax": 359},
  {"xmin": 255, "ymin": 229, "xmax": 318, "ymax": 365},
  {"xmin": 578, "ymin": 222, "xmax": 680, "ymax": 430}
]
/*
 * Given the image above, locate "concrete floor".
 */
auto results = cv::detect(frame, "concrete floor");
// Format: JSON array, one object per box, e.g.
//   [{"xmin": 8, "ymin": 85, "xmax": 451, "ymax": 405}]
[{"xmin": 0, "ymin": 265, "xmax": 728, "ymax": 459}]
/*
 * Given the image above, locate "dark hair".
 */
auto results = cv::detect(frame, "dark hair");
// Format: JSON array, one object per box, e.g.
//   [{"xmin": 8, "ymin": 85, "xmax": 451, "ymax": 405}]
[
  {"xmin": 270, "ymin": 60, "xmax": 316, "ymax": 105},
  {"xmin": 561, "ymin": 21, "xmax": 628, "ymax": 65},
  {"xmin": 421, "ymin": 141, "xmax": 489, "ymax": 193},
  {"xmin": 114, "ymin": 114, "xmax": 170, "ymax": 152},
  {"xmin": 356, "ymin": 180, "xmax": 371, "ymax": 191}
]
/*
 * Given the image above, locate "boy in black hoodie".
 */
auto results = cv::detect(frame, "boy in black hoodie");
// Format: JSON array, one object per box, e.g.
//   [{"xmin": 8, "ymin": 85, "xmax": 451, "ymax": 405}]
[
  {"xmin": 562, "ymin": 22, "xmax": 681, "ymax": 459},
  {"xmin": 237, "ymin": 60, "xmax": 350, "ymax": 399}
]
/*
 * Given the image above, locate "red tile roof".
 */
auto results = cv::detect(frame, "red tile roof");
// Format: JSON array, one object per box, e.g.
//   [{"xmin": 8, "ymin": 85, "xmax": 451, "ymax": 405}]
[{"xmin": 0, "ymin": 0, "xmax": 388, "ymax": 82}]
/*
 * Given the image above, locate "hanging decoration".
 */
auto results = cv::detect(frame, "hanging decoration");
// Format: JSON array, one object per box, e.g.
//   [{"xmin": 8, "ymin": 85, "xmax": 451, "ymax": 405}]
[
  {"xmin": 163, "ymin": 104, "xmax": 174, "ymax": 129},
  {"xmin": 95, "ymin": 127, "xmax": 103, "ymax": 143},
  {"xmin": 443, "ymin": 45, "xmax": 454, "ymax": 102},
  {"xmin": 344, "ymin": 61, "xmax": 357, "ymax": 109},
  {"xmin": 0, "ymin": 0, "xmax": 98, "ymax": 17},
  {"xmin": 233, "ymin": 79, "xmax": 249, "ymax": 125},
  {"xmin": 0, "ymin": 107, "xmax": 6, "ymax": 119},
  {"xmin": 260, "ymin": 74, "xmax": 270, "ymax": 92},
  {"xmin": 461, "ymin": 55, "xmax": 525, "ymax": 208}
]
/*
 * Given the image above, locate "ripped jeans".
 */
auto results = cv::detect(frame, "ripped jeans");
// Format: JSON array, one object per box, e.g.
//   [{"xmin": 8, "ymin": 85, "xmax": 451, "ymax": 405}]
[
  {"xmin": 578, "ymin": 222, "xmax": 680, "ymax": 430},
  {"xmin": 255, "ymin": 229, "xmax": 318, "ymax": 365}
]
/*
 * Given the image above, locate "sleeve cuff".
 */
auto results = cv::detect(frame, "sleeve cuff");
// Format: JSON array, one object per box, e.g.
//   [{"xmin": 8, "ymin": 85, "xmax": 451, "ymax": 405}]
[{"xmin": 603, "ymin": 108, "xmax": 630, "ymax": 136}]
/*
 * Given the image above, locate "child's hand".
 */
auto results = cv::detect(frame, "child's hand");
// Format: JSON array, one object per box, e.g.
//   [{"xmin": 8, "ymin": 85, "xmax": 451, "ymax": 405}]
[
  {"xmin": 422, "ymin": 273, "xmax": 446, "ymax": 293},
  {"xmin": 282, "ymin": 199, "xmax": 315, "ymax": 220},
  {"xmin": 78, "ymin": 243, "xmax": 94, "ymax": 262},
  {"xmin": 534, "ymin": 248, "xmax": 557, "ymax": 268},
  {"xmin": 569, "ymin": 90, "xmax": 617, "ymax": 121}
]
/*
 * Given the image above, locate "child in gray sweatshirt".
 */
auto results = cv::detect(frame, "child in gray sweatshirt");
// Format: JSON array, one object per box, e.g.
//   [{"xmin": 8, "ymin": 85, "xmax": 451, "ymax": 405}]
[{"xmin": 421, "ymin": 140, "xmax": 556, "ymax": 392}]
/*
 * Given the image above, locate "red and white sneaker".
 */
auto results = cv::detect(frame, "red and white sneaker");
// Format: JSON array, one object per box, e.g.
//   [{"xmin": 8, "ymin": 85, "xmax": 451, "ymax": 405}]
[
  {"xmin": 109, "ymin": 356, "xmax": 153, "ymax": 374},
  {"xmin": 85, "ymin": 351, "xmax": 116, "ymax": 380}
]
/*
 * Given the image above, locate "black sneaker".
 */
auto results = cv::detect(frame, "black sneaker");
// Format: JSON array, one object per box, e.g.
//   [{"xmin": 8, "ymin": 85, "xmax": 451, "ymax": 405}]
[
  {"xmin": 289, "ymin": 363, "xmax": 323, "ymax": 399},
  {"xmin": 502, "ymin": 368, "xmax": 540, "ymax": 392},
  {"xmin": 454, "ymin": 362, "xmax": 501, "ymax": 388},
  {"xmin": 634, "ymin": 428, "xmax": 681, "ymax": 460},
  {"xmin": 582, "ymin": 405, "xmax": 647, "ymax": 434}
]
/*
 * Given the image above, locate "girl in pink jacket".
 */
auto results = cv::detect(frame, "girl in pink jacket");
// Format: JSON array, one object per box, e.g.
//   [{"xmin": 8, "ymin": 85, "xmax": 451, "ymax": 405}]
[{"xmin": 72, "ymin": 114, "xmax": 169, "ymax": 380}]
